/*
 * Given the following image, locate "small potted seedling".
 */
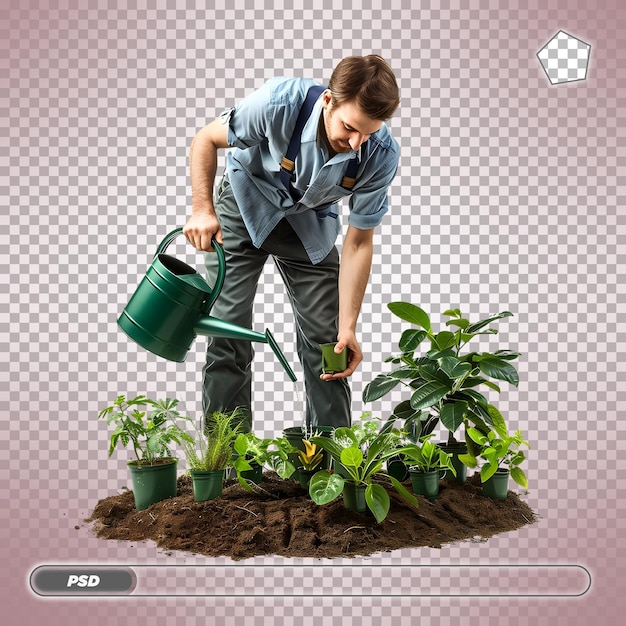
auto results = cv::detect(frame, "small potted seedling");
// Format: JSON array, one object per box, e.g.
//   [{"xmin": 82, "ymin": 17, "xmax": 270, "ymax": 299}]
[
  {"xmin": 296, "ymin": 439, "xmax": 324, "ymax": 489},
  {"xmin": 459, "ymin": 427, "xmax": 529, "ymax": 499},
  {"xmin": 403, "ymin": 434, "xmax": 456, "ymax": 500},
  {"xmin": 232, "ymin": 433, "xmax": 298, "ymax": 489},
  {"xmin": 309, "ymin": 414, "xmax": 420, "ymax": 523},
  {"xmin": 98, "ymin": 395, "xmax": 193, "ymax": 510},
  {"xmin": 182, "ymin": 409, "xmax": 243, "ymax": 501}
]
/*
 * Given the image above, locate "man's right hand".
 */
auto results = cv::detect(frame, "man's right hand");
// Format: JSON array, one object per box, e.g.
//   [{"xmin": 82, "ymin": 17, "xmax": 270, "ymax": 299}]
[{"xmin": 183, "ymin": 211, "xmax": 223, "ymax": 251}]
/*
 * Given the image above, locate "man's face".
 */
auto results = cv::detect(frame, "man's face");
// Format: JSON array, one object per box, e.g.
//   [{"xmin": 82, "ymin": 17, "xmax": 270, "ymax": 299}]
[{"xmin": 321, "ymin": 90, "xmax": 383, "ymax": 155}]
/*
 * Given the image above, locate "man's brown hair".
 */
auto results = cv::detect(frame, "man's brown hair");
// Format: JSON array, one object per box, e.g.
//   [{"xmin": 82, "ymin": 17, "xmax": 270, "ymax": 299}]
[{"xmin": 327, "ymin": 55, "xmax": 400, "ymax": 121}]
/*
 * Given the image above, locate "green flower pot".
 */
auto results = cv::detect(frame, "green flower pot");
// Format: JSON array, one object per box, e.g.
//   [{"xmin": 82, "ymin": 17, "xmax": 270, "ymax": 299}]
[
  {"xmin": 320, "ymin": 342, "xmax": 348, "ymax": 374},
  {"xmin": 439, "ymin": 442, "xmax": 468, "ymax": 484},
  {"xmin": 298, "ymin": 468, "xmax": 317, "ymax": 490},
  {"xmin": 409, "ymin": 468, "xmax": 440, "ymax": 500},
  {"xmin": 283, "ymin": 425, "xmax": 335, "ymax": 475},
  {"xmin": 482, "ymin": 468, "xmax": 510, "ymax": 500},
  {"xmin": 190, "ymin": 469, "xmax": 224, "ymax": 502},
  {"xmin": 386, "ymin": 455, "xmax": 409, "ymax": 481},
  {"xmin": 127, "ymin": 458, "xmax": 178, "ymax": 510},
  {"xmin": 342, "ymin": 481, "xmax": 367, "ymax": 514},
  {"xmin": 283, "ymin": 427, "xmax": 306, "ymax": 480}
]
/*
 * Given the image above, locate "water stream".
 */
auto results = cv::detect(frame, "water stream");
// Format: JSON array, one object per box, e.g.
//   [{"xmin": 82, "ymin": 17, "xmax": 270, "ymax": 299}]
[{"xmin": 293, "ymin": 381, "xmax": 306, "ymax": 434}]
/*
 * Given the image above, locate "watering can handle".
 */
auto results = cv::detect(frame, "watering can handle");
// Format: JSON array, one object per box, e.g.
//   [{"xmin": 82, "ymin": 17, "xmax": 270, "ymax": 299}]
[{"xmin": 155, "ymin": 227, "xmax": 226, "ymax": 314}]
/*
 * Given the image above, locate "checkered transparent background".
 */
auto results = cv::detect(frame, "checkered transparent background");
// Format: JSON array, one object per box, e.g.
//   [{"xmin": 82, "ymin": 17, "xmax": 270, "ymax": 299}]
[{"xmin": 2, "ymin": 1, "xmax": 625, "ymax": 625}]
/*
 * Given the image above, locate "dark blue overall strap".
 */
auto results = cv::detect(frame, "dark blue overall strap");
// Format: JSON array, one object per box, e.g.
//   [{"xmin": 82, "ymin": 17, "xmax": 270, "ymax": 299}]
[
  {"xmin": 279, "ymin": 84, "xmax": 359, "ymax": 202},
  {"xmin": 280, "ymin": 84, "xmax": 326, "ymax": 197}
]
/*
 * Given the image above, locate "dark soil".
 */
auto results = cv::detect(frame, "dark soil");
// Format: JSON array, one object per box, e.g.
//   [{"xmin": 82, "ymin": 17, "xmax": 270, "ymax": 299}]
[
  {"xmin": 86, "ymin": 472, "xmax": 536, "ymax": 560},
  {"xmin": 85, "ymin": 472, "xmax": 536, "ymax": 560}
]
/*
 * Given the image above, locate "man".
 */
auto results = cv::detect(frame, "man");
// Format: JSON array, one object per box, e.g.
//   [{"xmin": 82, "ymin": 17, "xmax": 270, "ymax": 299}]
[{"xmin": 183, "ymin": 55, "xmax": 400, "ymax": 432}]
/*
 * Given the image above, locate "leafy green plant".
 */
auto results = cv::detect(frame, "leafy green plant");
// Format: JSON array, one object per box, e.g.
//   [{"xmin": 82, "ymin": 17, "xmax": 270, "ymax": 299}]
[
  {"xmin": 233, "ymin": 432, "xmax": 298, "ymax": 489},
  {"xmin": 98, "ymin": 395, "xmax": 193, "ymax": 465},
  {"xmin": 363, "ymin": 303, "xmax": 520, "ymax": 454},
  {"xmin": 308, "ymin": 415, "xmax": 420, "ymax": 523},
  {"xmin": 459, "ymin": 428, "xmax": 529, "ymax": 488},
  {"xmin": 297, "ymin": 439, "xmax": 324, "ymax": 471},
  {"xmin": 182, "ymin": 409, "xmax": 244, "ymax": 471},
  {"xmin": 403, "ymin": 434, "xmax": 457, "ymax": 476}
]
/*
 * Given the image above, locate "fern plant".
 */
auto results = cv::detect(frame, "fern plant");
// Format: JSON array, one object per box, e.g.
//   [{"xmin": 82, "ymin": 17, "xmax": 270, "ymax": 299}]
[{"xmin": 182, "ymin": 409, "xmax": 244, "ymax": 472}]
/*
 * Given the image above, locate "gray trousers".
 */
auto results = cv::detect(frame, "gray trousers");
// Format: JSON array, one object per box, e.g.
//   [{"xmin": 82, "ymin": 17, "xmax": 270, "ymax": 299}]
[{"xmin": 202, "ymin": 175, "xmax": 351, "ymax": 432}]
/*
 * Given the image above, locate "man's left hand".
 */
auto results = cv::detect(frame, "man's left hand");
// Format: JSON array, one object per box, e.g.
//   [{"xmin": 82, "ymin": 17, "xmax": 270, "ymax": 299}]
[{"xmin": 320, "ymin": 332, "xmax": 363, "ymax": 381}]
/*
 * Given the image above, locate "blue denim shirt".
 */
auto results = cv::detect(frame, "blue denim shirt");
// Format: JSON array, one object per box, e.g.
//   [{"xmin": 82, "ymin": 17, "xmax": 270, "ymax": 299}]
[{"xmin": 222, "ymin": 77, "xmax": 399, "ymax": 264}]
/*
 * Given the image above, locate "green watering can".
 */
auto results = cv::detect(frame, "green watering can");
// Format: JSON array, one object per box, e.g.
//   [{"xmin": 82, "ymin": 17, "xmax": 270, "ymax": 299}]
[{"xmin": 117, "ymin": 228, "xmax": 297, "ymax": 382}]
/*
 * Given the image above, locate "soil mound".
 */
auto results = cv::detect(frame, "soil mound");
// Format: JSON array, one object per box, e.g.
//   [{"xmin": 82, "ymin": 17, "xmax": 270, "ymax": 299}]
[{"xmin": 86, "ymin": 473, "xmax": 536, "ymax": 560}]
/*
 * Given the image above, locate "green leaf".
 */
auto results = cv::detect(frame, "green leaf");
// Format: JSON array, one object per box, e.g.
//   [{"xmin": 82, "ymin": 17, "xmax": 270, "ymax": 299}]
[
  {"xmin": 418, "ymin": 362, "xmax": 453, "ymax": 385},
  {"xmin": 432, "ymin": 331, "xmax": 456, "ymax": 351},
  {"xmin": 387, "ymin": 366, "xmax": 422, "ymax": 380},
  {"xmin": 487, "ymin": 404, "xmax": 508, "ymax": 438},
  {"xmin": 365, "ymin": 483, "xmax": 390, "ymax": 523},
  {"xmin": 410, "ymin": 381, "xmax": 450, "ymax": 410},
  {"xmin": 457, "ymin": 389, "xmax": 490, "ymax": 408},
  {"xmin": 334, "ymin": 427, "xmax": 359, "ymax": 447},
  {"xmin": 443, "ymin": 308, "xmax": 462, "ymax": 318},
  {"xmin": 388, "ymin": 302, "xmax": 431, "ymax": 331},
  {"xmin": 445, "ymin": 318, "xmax": 469, "ymax": 330},
  {"xmin": 426, "ymin": 348, "xmax": 456, "ymax": 361},
  {"xmin": 439, "ymin": 357, "xmax": 472, "ymax": 380},
  {"xmin": 362, "ymin": 374, "xmax": 401, "ymax": 402},
  {"xmin": 494, "ymin": 350, "xmax": 521, "ymax": 361},
  {"xmin": 388, "ymin": 475, "xmax": 420, "ymax": 509},
  {"xmin": 510, "ymin": 467, "xmax": 528, "ymax": 488},
  {"xmin": 465, "ymin": 311, "xmax": 513, "ymax": 334},
  {"xmin": 462, "ymin": 377, "xmax": 501, "ymax": 393},
  {"xmin": 439, "ymin": 401, "xmax": 468, "ymax": 432},
  {"xmin": 461, "ymin": 330, "xmax": 497, "ymax": 342},
  {"xmin": 363, "ymin": 431, "xmax": 389, "ymax": 466},
  {"xmin": 480, "ymin": 462, "xmax": 499, "ymax": 483},
  {"xmin": 458, "ymin": 453, "xmax": 477, "ymax": 468},
  {"xmin": 341, "ymin": 446, "xmax": 364, "ymax": 469},
  {"xmin": 310, "ymin": 436, "xmax": 345, "ymax": 464},
  {"xmin": 391, "ymin": 400, "xmax": 421, "ymax": 422},
  {"xmin": 309, "ymin": 470, "xmax": 344, "ymax": 505},
  {"xmin": 467, "ymin": 427, "xmax": 488, "ymax": 446},
  {"xmin": 399, "ymin": 329, "xmax": 428, "ymax": 352},
  {"xmin": 273, "ymin": 458, "xmax": 296, "ymax": 479},
  {"xmin": 477, "ymin": 356, "xmax": 519, "ymax": 387}
]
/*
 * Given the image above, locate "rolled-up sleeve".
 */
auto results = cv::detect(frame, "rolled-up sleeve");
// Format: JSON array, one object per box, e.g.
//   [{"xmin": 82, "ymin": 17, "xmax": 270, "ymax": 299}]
[
  {"xmin": 225, "ymin": 80, "xmax": 276, "ymax": 150},
  {"xmin": 348, "ymin": 141, "xmax": 399, "ymax": 229}
]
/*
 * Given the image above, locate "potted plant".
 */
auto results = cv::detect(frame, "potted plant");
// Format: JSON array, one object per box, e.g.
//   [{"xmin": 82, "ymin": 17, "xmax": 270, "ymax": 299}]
[
  {"xmin": 308, "ymin": 415, "xmax": 420, "ymax": 523},
  {"xmin": 181, "ymin": 409, "xmax": 243, "ymax": 501},
  {"xmin": 98, "ymin": 395, "xmax": 193, "ymax": 510},
  {"xmin": 282, "ymin": 424, "xmax": 335, "ymax": 478},
  {"xmin": 459, "ymin": 427, "xmax": 530, "ymax": 499},
  {"xmin": 232, "ymin": 432, "xmax": 298, "ymax": 489},
  {"xmin": 296, "ymin": 439, "xmax": 325, "ymax": 489},
  {"xmin": 363, "ymin": 303, "xmax": 521, "ymax": 482},
  {"xmin": 402, "ymin": 434, "xmax": 456, "ymax": 500}
]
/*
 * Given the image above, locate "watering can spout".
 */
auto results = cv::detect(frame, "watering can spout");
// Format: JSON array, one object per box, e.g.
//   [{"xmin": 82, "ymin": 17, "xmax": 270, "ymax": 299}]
[
  {"xmin": 117, "ymin": 228, "xmax": 297, "ymax": 382},
  {"xmin": 193, "ymin": 318, "xmax": 297, "ymax": 382}
]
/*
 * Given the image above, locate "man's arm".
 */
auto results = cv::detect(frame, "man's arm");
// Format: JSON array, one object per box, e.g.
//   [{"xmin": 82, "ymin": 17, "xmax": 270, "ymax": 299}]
[
  {"xmin": 183, "ymin": 117, "xmax": 231, "ymax": 251},
  {"xmin": 321, "ymin": 224, "xmax": 374, "ymax": 381}
]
